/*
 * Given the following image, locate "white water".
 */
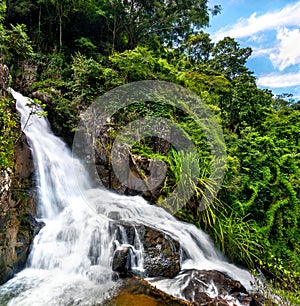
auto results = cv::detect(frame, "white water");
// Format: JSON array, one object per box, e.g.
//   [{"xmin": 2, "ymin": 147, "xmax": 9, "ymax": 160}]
[{"xmin": 0, "ymin": 90, "xmax": 254, "ymax": 305}]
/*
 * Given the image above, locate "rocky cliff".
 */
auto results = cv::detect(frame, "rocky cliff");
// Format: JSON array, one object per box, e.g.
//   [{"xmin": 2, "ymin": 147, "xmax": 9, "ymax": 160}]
[
  {"xmin": 0, "ymin": 63, "xmax": 41, "ymax": 284},
  {"xmin": 0, "ymin": 130, "xmax": 42, "ymax": 285}
]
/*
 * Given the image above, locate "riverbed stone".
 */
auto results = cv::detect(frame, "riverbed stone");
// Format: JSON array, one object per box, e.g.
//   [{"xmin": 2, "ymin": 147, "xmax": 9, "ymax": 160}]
[{"xmin": 104, "ymin": 277, "xmax": 195, "ymax": 306}]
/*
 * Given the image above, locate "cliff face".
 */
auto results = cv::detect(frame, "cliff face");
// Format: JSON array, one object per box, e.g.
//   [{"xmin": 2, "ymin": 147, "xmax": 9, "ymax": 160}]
[
  {"xmin": 0, "ymin": 133, "xmax": 41, "ymax": 284},
  {"xmin": 0, "ymin": 64, "xmax": 41, "ymax": 285}
]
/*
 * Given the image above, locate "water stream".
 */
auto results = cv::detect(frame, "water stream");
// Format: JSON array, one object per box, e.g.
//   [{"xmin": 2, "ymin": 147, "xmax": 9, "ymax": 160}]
[{"xmin": 0, "ymin": 90, "xmax": 254, "ymax": 305}]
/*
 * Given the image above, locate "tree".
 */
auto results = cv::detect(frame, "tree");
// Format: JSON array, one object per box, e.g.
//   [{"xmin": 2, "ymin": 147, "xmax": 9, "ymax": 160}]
[
  {"xmin": 0, "ymin": 1, "xmax": 34, "ymax": 65},
  {"xmin": 210, "ymin": 37, "xmax": 252, "ymax": 80},
  {"xmin": 97, "ymin": 0, "xmax": 220, "ymax": 51},
  {"xmin": 226, "ymin": 73, "xmax": 272, "ymax": 133},
  {"xmin": 35, "ymin": 0, "xmax": 95, "ymax": 51},
  {"xmin": 183, "ymin": 31, "xmax": 214, "ymax": 63}
]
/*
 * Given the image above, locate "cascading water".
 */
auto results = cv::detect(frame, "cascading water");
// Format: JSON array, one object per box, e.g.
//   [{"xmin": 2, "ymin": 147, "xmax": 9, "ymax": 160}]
[{"xmin": 0, "ymin": 90, "xmax": 254, "ymax": 305}]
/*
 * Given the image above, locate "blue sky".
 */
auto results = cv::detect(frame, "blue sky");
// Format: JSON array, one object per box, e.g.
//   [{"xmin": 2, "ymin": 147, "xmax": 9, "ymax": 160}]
[{"xmin": 206, "ymin": 0, "xmax": 300, "ymax": 99}]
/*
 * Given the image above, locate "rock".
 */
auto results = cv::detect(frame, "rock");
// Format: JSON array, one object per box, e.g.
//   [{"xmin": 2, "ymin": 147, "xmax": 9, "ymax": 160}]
[
  {"xmin": 23, "ymin": 214, "xmax": 45, "ymax": 237},
  {"xmin": 14, "ymin": 133, "xmax": 34, "ymax": 180},
  {"xmin": 168, "ymin": 269, "xmax": 266, "ymax": 306},
  {"xmin": 112, "ymin": 248, "xmax": 131, "ymax": 277},
  {"xmin": 107, "ymin": 211, "xmax": 121, "ymax": 221},
  {"xmin": 104, "ymin": 277, "xmax": 195, "ymax": 306},
  {"xmin": 14, "ymin": 61, "xmax": 37, "ymax": 94},
  {"xmin": 0, "ymin": 209, "xmax": 42, "ymax": 284},
  {"xmin": 0, "ymin": 132, "xmax": 38, "ymax": 285},
  {"xmin": 141, "ymin": 224, "xmax": 180, "ymax": 278},
  {"xmin": 10, "ymin": 214, "xmax": 44, "ymax": 274},
  {"xmin": 93, "ymin": 129, "xmax": 168, "ymax": 204},
  {"xmin": 0, "ymin": 169, "xmax": 12, "ymax": 215},
  {"xmin": 112, "ymin": 222, "xmax": 180, "ymax": 278},
  {"xmin": 0, "ymin": 63, "xmax": 10, "ymax": 94},
  {"xmin": 32, "ymin": 91, "xmax": 52, "ymax": 104}
]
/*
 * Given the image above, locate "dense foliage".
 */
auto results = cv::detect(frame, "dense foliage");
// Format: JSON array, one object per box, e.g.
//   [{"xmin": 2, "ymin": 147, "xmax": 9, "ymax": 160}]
[{"xmin": 0, "ymin": 0, "xmax": 299, "ymax": 301}]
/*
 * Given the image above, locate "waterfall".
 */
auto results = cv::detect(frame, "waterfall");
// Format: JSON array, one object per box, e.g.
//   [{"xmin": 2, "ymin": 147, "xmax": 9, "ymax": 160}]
[{"xmin": 0, "ymin": 90, "xmax": 254, "ymax": 305}]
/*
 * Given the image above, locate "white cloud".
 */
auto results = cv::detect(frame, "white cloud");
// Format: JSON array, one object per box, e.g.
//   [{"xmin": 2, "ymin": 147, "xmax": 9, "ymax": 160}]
[
  {"xmin": 247, "ymin": 34, "xmax": 265, "ymax": 43},
  {"xmin": 269, "ymin": 27, "xmax": 300, "ymax": 71},
  {"xmin": 212, "ymin": 1, "xmax": 300, "ymax": 71},
  {"xmin": 251, "ymin": 47, "xmax": 275, "ymax": 58},
  {"xmin": 257, "ymin": 71, "xmax": 300, "ymax": 88},
  {"xmin": 213, "ymin": 1, "xmax": 300, "ymax": 41}
]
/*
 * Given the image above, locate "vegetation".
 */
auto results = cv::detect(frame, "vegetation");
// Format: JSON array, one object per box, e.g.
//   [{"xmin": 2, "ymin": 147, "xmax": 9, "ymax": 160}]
[
  {"xmin": 0, "ymin": 0, "xmax": 299, "ymax": 302},
  {"xmin": 0, "ymin": 96, "xmax": 18, "ymax": 169}
]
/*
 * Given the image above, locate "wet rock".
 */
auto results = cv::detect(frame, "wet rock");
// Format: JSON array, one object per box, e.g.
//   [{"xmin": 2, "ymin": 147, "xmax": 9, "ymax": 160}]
[
  {"xmin": 14, "ymin": 133, "xmax": 34, "ymax": 180},
  {"xmin": 107, "ymin": 211, "xmax": 121, "ymax": 221},
  {"xmin": 172, "ymin": 269, "xmax": 266, "ymax": 306},
  {"xmin": 13, "ymin": 214, "xmax": 44, "ymax": 273},
  {"xmin": 0, "ymin": 209, "xmax": 41, "ymax": 284},
  {"xmin": 0, "ymin": 132, "xmax": 38, "ymax": 284},
  {"xmin": 141, "ymin": 224, "xmax": 180, "ymax": 278},
  {"xmin": 104, "ymin": 277, "xmax": 195, "ymax": 306},
  {"xmin": 112, "ymin": 222, "xmax": 180, "ymax": 278},
  {"xmin": 24, "ymin": 214, "xmax": 45, "ymax": 237},
  {"xmin": 112, "ymin": 248, "xmax": 131, "ymax": 277}
]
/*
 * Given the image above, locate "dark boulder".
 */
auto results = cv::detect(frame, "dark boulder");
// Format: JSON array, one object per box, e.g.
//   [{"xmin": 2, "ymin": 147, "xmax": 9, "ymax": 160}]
[
  {"xmin": 141, "ymin": 224, "xmax": 180, "ymax": 278},
  {"xmin": 112, "ymin": 247, "xmax": 131, "ymax": 278},
  {"xmin": 170, "ymin": 269, "xmax": 266, "ymax": 306},
  {"xmin": 112, "ymin": 222, "xmax": 180, "ymax": 278}
]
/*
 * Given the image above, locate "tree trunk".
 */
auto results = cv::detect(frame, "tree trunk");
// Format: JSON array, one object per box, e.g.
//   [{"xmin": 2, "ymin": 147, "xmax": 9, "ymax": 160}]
[{"xmin": 59, "ymin": 14, "xmax": 62, "ymax": 51}]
